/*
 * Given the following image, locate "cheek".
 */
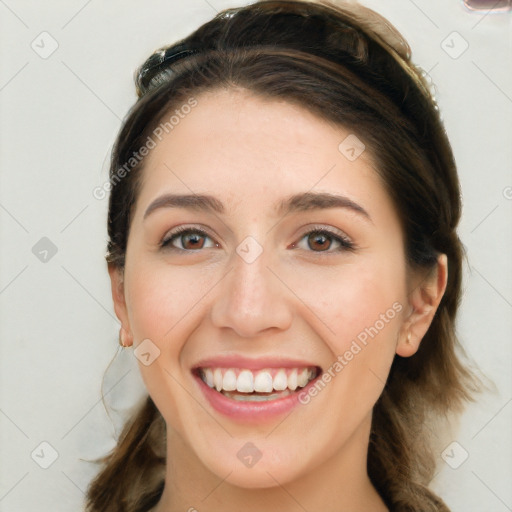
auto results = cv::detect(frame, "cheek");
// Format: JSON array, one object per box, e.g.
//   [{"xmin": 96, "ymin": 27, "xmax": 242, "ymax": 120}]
[
  {"xmin": 124, "ymin": 262, "xmax": 209, "ymax": 343},
  {"xmin": 293, "ymin": 262, "xmax": 405, "ymax": 432},
  {"xmin": 122, "ymin": 260, "xmax": 220, "ymax": 403},
  {"xmin": 122, "ymin": 263, "xmax": 212, "ymax": 430},
  {"xmin": 296, "ymin": 257, "xmax": 406, "ymax": 354}
]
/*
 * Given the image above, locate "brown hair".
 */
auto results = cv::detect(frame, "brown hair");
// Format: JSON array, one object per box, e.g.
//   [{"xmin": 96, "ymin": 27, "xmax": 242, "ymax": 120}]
[{"xmin": 85, "ymin": 1, "xmax": 482, "ymax": 510}]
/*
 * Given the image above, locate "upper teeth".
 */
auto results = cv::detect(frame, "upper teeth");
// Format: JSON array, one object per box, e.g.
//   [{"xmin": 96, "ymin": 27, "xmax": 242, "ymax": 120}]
[{"xmin": 200, "ymin": 367, "xmax": 317, "ymax": 393}]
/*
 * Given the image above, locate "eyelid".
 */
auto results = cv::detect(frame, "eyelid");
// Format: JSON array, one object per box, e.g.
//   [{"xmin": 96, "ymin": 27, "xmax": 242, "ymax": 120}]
[
  {"xmin": 292, "ymin": 224, "xmax": 355, "ymax": 253},
  {"xmin": 160, "ymin": 224, "xmax": 218, "ymax": 250},
  {"xmin": 299, "ymin": 224, "xmax": 352, "ymax": 243}
]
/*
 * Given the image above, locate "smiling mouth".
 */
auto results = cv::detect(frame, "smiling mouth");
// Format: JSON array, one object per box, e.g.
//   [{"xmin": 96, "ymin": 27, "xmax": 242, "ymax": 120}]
[{"xmin": 194, "ymin": 366, "xmax": 320, "ymax": 402}]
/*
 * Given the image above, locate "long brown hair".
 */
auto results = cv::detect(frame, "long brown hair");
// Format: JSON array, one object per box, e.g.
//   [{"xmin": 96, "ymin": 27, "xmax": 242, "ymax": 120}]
[{"xmin": 85, "ymin": 1, "xmax": 483, "ymax": 510}]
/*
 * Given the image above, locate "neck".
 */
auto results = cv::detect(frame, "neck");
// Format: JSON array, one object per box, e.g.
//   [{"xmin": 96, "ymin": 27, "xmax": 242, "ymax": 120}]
[{"xmin": 154, "ymin": 414, "xmax": 388, "ymax": 512}]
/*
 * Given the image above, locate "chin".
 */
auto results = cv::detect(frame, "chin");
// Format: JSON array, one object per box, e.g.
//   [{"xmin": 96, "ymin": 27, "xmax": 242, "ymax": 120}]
[
  {"xmin": 199, "ymin": 441, "xmax": 309, "ymax": 489},
  {"xmin": 221, "ymin": 464, "xmax": 300, "ymax": 489}
]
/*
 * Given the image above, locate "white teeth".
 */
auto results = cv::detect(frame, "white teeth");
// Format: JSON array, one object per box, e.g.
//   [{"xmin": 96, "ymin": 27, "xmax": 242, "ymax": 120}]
[
  {"xmin": 254, "ymin": 370, "xmax": 273, "ymax": 392},
  {"xmin": 297, "ymin": 368, "xmax": 309, "ymax": 387},
  {"xmin": 236, "ymin": 370, "xmax": 254, "ymax": 392},
  {"xmin": 200, "ymin": 366, "xmax": 317, "ymax": 395},
  {"xmin": 287, "ymin": 369, "xmax": 298, "ymax": 391},
  {"xmin": 273, "ymin": 369, "xmax": 288, "ymax": 391},
  {"xmin": 204, "ymin": 368, "xmax": 214, "ymax": 388},
  {"xmin": 213, "ymin": 368, "xmax": 223, "ymax": 391},
  {"xmin": 222, "ymin": 369, "xmax": 237, "ymax": 391}
]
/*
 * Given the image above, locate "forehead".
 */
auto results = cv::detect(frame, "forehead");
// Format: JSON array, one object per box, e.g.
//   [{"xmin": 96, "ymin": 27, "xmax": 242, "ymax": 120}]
[{"xmin": 133, "ymin": 87, "xmax": 389, "ymax": 220}]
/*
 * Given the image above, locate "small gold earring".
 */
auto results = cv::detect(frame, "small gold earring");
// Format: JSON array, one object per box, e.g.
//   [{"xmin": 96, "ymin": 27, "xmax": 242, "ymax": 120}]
[{"xmin": 407, "ymin": 333, "xmax": 412, "ymax": 344}]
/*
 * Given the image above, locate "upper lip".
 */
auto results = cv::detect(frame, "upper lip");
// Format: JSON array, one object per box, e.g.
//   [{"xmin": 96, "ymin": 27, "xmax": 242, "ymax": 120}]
[{"xmin": 191, "ymin": 355, "xmax": 321, "ymax": 372}]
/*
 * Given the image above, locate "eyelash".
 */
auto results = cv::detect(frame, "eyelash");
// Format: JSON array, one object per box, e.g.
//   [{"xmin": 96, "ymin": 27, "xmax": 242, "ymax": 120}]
[{"xmin": 160, "ymin": 225, "xmax": 355, "ymax": 254}]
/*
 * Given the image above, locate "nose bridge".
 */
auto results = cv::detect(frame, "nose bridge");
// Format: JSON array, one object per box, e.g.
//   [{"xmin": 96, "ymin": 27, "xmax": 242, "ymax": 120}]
[{"xmin": 210, "ymin": 237, "xmax": 292, "ymax": 336}]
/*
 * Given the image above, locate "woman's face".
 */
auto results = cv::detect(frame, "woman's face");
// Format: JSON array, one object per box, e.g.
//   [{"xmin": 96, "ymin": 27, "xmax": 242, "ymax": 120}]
[{"xmin": 110, "ymin": 87, "xmax": 421, "ymax": 488}]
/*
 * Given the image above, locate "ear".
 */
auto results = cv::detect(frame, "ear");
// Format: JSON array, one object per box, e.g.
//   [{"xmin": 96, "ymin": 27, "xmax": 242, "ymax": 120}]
[
  {"xmin": 108, "ymin": 263, "xmax": 133, "ymax": 347},
  {"xmin": 396, "ymin": 254, "xmax": 448, "ymax": 357}
]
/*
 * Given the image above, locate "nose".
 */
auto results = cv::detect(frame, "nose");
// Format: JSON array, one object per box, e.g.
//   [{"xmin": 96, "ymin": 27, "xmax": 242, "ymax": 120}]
[{"xmin": 210, "ymin": 242, "xmax": 293, "ymax": 338}]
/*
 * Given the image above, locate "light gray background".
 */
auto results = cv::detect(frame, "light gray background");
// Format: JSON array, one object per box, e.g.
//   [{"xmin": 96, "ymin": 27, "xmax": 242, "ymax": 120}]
[{"xmin": 0, "ymin": 1, "xmax": 511, "ymax": 511}]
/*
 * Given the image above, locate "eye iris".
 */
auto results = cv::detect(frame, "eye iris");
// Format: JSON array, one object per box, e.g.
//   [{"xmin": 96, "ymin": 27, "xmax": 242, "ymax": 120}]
[
  {"xmin": 182, "ymin": 232, "xmax": 205, "ymax": 250},
  {"xmin": 308, "ymin": 232, "xmax": 331, "ymax": 251}
]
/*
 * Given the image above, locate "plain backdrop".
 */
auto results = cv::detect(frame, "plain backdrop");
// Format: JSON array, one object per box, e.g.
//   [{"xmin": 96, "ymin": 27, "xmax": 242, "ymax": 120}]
[{"xmin": 0, "ymin": 0, "xmax": 511, "ymax": 510}]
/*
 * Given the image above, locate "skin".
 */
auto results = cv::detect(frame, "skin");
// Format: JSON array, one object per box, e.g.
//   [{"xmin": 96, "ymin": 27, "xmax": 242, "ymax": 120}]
[{"xmin": 109, "ymin": 87, "xmax": 447, "ymax": 512}]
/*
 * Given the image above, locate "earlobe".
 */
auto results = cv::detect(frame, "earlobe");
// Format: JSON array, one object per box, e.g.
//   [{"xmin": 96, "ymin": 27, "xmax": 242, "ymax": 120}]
[
  {"xmin": 396, "ymin": 331, "xmax": 419, "ymax": 358},
  {"xmin": 396, "ymin": 254, "xmax": 448, "ymax": 358},
  {"xmin": 108, "ymin": 263, "xmax": 133, "ymax": 347}
]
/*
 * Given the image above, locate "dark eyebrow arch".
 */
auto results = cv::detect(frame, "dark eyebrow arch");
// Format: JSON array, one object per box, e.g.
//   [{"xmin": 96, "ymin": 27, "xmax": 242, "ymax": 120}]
[
  {"xmin": 143, "ymin": 191, "xmax": 371, "ymax": 222},
  {"xmin": 144, "ymin": 193, "xmax": 225, "ymax": 220},
  {"xmin": 276, "ymin": 191, "xmax": 371, "ymax": 222}
]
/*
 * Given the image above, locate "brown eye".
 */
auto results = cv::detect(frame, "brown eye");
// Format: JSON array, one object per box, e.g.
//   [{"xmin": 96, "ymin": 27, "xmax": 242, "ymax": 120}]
[
  {"xmin": 161, "ymin": 228, "xmax": 216, "ymax": 251},
  {"xmin": 307, "ymin": 232, "xmax": 332, "ymax": 251},
  {"xmin": 293, "ymin": 228, "xmax": 354, "ymax": 253},
  {"xmin": 179, "ymin": 232, "xmax": 206, "ymax": 250}
]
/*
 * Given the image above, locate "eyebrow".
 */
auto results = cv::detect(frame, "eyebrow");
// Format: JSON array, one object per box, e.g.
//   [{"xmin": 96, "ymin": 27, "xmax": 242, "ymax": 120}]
[{"xmin": 143, "ymin": 191, "xmax": 371, "ymax": 222}]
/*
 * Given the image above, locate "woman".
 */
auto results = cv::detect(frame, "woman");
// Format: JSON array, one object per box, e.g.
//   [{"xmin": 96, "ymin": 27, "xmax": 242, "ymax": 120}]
[{"xmin": 85, "ymin": 1, "xmax": 481, "ymax": 510}]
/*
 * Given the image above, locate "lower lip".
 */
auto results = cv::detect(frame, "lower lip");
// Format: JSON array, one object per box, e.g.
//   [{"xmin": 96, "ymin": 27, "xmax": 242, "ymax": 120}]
[{"xmin": 193, "ymin": 372, "xmax": 321, "ymax": 422}]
